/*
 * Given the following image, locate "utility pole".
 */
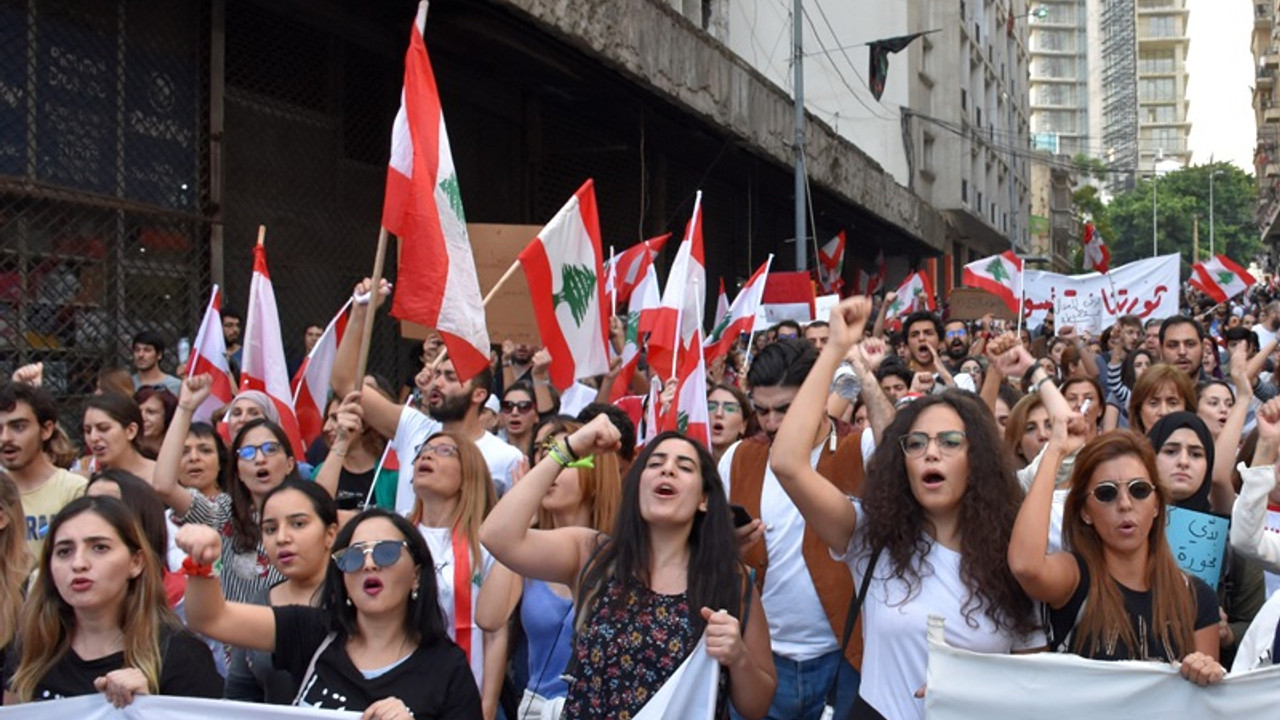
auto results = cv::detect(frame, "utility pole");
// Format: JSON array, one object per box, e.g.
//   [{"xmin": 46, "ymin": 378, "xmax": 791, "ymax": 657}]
[
  {"xmin": 1152, "ymin": 149, "xmax": 1162, "ymax": 257},
  {"xmin": 1210, "ymin": 166, "xmax": 1224, "ymax": 257},
  {"xmin": 793, "ymin": 0, "xmax": 807, "ymax": 271}
]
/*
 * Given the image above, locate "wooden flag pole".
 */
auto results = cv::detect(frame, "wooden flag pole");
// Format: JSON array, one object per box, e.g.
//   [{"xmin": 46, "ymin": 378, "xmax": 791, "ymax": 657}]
[
  {"xmin": 354, "ymin": 227, "xmax": 389, "ymax": 384},
  {"xmin": 608, "ymin": 245, "xmax": 617, "ymax": 317},
  {"xmin": 482, "ymin": 259, "xmax": 521, "ymax": 307}
]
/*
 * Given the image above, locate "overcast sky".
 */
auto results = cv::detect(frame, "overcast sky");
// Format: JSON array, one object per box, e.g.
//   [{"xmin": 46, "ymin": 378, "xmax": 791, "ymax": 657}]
[{"xmin": 1186, "ymin": 0, "xmax": 1255, "ymax": 171}]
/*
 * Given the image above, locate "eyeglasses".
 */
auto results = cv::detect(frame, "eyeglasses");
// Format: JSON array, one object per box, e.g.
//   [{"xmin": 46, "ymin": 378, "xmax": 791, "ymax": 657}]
[
  {"xmin": 501, "ymin": 400, "xmax": 535, "ymax": 414},
  {"xmin": 332, "ymin": 540, "xmax": 408, "ymax": 573},
  {"xmin": 1090, "ymin": 480, "xmax": 1156, "ymax": 504},
  {"xmin": 898, "ymin": 431, "xmax": 967, "ymax": 457},
  {"xmin": 945, "ymin": 329, "xmax": 967, "ymax": 339},
  {"xmin": 236, "ymin": 441, "xmax": 283, "ymax": 461},
  {"xmin": 707, "ymin": 400, "xmax": 742, "ymax": 415},
  {"xmin": 415, "ymin": 442, "xmax": 460, "ymax": 459}
]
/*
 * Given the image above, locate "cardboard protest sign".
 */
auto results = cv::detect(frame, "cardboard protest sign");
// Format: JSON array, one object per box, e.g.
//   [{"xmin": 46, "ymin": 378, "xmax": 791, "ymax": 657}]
[{"xmin": 949, "ymin": 287, "xmax": 1016, "ymax": 321}]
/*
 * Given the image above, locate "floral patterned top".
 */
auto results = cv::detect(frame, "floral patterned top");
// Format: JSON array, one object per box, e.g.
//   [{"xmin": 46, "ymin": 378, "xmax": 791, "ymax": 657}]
[{"xmin": 561, "ymin": 577, "xmax": 697, "ymax": 720}]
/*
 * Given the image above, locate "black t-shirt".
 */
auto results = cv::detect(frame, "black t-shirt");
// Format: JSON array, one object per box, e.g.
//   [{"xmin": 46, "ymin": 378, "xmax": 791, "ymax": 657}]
[
  {"xmin": 5, "ymin": 627, "xmax": 222, "ymax": 701},
  {"xmin": 272, "ymin": 605, "xmax": 482, "ymax": 717},
  {"xmin": 1049, "ymin": 552, "xmax": 1219, "ymax": 662}
]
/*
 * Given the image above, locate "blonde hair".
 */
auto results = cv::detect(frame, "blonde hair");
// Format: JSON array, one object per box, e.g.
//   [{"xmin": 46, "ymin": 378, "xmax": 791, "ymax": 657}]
[
  {"xmin": 0, "ymin": 472, "xmax": 30, "ymax": 648},
  {"xmin": 409, "ymin": 432, "xmax": 495, "ymax": 569},
  {"xmin": 10, "ymin": 496, "xmax": 177, "ymax": 701},
  {"xmin": 536, "ymin": 421, "xmax": 620, "ymax": 534}
]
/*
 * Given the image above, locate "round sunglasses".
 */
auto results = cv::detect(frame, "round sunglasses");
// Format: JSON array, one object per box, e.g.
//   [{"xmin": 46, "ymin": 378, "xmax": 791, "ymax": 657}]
[{"xmin": 1090, "ymin": 480, "xmax": 1156, "ymax": 503}]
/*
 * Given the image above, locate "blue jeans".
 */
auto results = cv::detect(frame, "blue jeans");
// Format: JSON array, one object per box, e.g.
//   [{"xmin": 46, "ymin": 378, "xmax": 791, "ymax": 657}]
[{"xmin": 733, "ymin": 650, "xmax": 860, "ymax": 720}]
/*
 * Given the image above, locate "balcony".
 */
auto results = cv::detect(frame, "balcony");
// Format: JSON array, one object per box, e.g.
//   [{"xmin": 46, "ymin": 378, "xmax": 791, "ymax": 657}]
[
  {"xmin": 1265, "ymin": 47, "xmax": 1280, "ymax": 67},
  {"xmin": 1258, "ymin": 3, "xmax": 1273, "ymax": 29},
  {"xmin": 1262, "ymin": 66, "xmax": 1277, "ymax": 89}
]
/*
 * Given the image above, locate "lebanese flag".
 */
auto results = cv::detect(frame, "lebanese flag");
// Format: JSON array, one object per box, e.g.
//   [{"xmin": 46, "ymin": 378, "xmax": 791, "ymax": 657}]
[
  {"xmin": 1082, "ymin": 222, "xmax": 1111, "ymax": 274},
  {"xmin": 961, "ymin": 251, "xmax": 1023, "ymax": 315},
  {"xmin": 817, "ymin": 232, "xmax": 846, "ymax": 295},
  {"xmin": 187, "ymin": 286, "xmax": 235, "ymax": 424},
  {"xmin": 852, "ymin": 250, "xmax": 886, "ymax": 296},
  {"xmin": 1190, "ymin": 255, "xmax": 1256, "ymax": 303},
  {"xmin": 518, "ymin": 180, "xmax": 610, "ymax": 390},
  {"xmin": 639, "ymin": 375, "xmax": 662, "ymax": 449},
  {"xmin": 884, "ymin": 270, "xmax": 936, "ymax": 317},
  {"xmin": 761, "ymin": 270, "xmax": 816, "ymax": 324},
  {"xmin": 382, "ymin": 1, "xmax": 489, "ymax": 382},
  {"xmin": 240, "ymin": 242, "xmax": 304, "ymax": 453},
  {"xmin": 291, "ymin": 300, "xmax": 351, "ymax": 448},
  {"xmin": 610, "ymin": 252, "xmax": 662, "ymax": 403},
  {"xmin": 661, "ymin": 331, "xmax": 711, "ymax": 450},
  {"xmin": 705, "ymin": 256, "xmax": 772, "ymax": 364},
  {"xmin": 605, "ymin": 234, "xmax": 671, "ymax": 309},
  {"xmin": 712, "ymin": 278, "xmax": 729, "ymax": 334},
  {"xmin": 648, "ymin": 193, "xmax": 707, "ymax": 381}
]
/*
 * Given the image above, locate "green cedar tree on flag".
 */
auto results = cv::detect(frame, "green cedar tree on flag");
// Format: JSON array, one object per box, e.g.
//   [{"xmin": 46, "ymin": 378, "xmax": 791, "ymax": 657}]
[
  {"xmin": 1189, "ymin": 255, "xmax": 1255, "ymax": 303},
  {"xmin": 884, "ymin": 270, "xmax": 936, "ymax": 318},
  {"xmin": 382, "ymin": 0, "xmax": 489, "ymax": 381},
  {"xmin": 518, "ymin": 179, "xmax": 610, "ymax": 390},
  {"xmin": 661, "ymin": 330, "xmax": 711, "ymax": 450},
  {"xmin": 961, "ymin": 251, "xmax": 1023, "ymax": 315}
]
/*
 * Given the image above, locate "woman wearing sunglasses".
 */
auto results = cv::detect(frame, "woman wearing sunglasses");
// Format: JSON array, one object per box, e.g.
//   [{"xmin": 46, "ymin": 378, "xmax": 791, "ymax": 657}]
[
  {"xmin": 499, "ymin": 382, "xmax": 546, "ymax": 459},
  {"xmin": 1009, "ymin": 429, "xmax": 1224, "ymax": 684},
  {"xmin": 177, "ymin": 508, "xmax": 482, "ymax": 718},
  {"xmin": 408, "ymin": 432, "xmax": 504, "ymax": 719},
  {"xmin": 770, "ymin": 300, "xmax": 1042, "ymax": 720}
]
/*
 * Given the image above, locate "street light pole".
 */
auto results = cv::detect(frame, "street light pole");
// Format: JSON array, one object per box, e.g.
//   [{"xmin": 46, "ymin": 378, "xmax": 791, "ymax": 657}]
[
  {"xmin": 793, "ymin": 0, "xmax": 807, "ymax": 272},
  {"xmin": 1152, "ymin": 149, "xmax": 1163, "ymax": 257},
  {"xmin": 1209, "ymin": 167, "xmax": 1224, "ymax": 257}
]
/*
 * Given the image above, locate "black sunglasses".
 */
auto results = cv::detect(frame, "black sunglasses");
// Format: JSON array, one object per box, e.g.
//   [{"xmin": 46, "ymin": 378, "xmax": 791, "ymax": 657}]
[
  {"xmin": 501, "ymin": 399, "xmax": 535, "ymax": 414},
  {"xmin": 331, "ymin": 540, "xmax": 408, "ymax": 573},
  {"xmin": 1091, "ymin": 480, "xmax": 1156, "ymax": 504}
]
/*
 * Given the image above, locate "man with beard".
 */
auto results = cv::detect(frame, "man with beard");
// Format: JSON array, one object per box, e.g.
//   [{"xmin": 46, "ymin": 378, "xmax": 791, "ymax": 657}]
[
  {"xmin": 1160, "ymin": 315, "xmax": 1210, "ymax": 382},
  {"xmin": 940, "ymin": 318, "xmax": 971, "ymax": 373},
  {"xmin": 500, "ymin": 340, "xmax": 536, "ymax": 386},
  {"xmin": 331, "ymin": 279, "xmax": 523, "ymax": 514},
  {"xmin": 0, "ymin": 381, "xmax": 86, "ymax": 555}
]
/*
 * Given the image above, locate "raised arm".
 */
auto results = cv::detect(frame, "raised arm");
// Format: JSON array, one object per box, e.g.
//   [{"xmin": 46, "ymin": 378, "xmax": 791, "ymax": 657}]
[
  {"xmin": 1230, "ymin": 398, "xmax": 1280, "ymax": 572},
  {"xmin": 152, "ymin": 375, "xmax": 215, "ymax": 515},
  {"xmin": 175, "ymin": 523, "xmax": 277, "ymax": 651},
  {"xmin": 851, "ymin": 338, "xmax": 894, "ymax": 444},
  {"xmin": 479, "ymin": 415, "xmax": 618, "ymax": 588},
  {"xmin": 529, "ymin": 348, "xmax": 557, "ymax": 414},
  {"xmin": 329, "ymin": 279, "xmax": 403, "ymax": 439},
  {"xmin": 313, "ymin": 391, "xmax": 362, "ymax": 500},
  {"xmin": 770, "ymin": 297, "xmax": 870, "ymax": 554},
  {"xmin": 871, "ymin": 291, "xmax": 895, "ymax": 339},
  {"xmin": 1210, "ymin": 347, "xmax": 1253, "ymax": 513}
]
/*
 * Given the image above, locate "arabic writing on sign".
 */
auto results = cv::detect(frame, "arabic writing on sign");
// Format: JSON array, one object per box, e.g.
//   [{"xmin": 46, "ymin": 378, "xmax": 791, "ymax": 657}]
[{"xmin": 1165, "ymin": 506, "xmax": 1229, "ymax": 590}]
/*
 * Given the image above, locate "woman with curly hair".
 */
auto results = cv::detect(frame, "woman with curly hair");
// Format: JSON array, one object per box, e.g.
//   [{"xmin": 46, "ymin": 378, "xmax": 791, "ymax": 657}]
[
  {"xmin": 1127, "ymin": 363, "xmax": 1197, "ymax": 435},
  {"xmin": 771, "ymin": 299, "xmax": 1043, "ymax": 720},
  {"xmin": 1009, "ymin": 429, "xmax": 1224, "ymax": 685}
]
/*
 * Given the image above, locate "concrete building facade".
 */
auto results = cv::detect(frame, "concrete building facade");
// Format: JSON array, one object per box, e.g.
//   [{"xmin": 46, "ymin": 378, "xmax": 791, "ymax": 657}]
[{"xmin": 1254, "ymin": 0, "xmax": 1280, "ymax": 250}]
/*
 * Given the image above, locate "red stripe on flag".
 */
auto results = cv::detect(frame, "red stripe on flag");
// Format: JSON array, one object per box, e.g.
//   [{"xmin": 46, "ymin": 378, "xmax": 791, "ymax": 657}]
[{"xmin": 519, "ymin": 239, "xmax": 577, "ymax": 390}]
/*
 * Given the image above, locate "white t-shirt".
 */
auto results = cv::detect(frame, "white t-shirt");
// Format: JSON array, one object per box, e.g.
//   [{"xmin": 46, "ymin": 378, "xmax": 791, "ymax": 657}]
[
  {"xmin": 392, "ymin": 407, "xmax": 523, "ymax": 514},
  {"xmin": 418, "ymin": 524, "xmax": 497, "ymax": 691},
  {"xmin": 837, "ymin": 499, "xmax": 1045, "ymax": 720},
  {"xmin": 719, "ymin": 440, "xmax": 839, "ymax": 661},
  {"xmin": 1016, "ymin": 445, "xmax": 1077, "ymax": 553},
  {"xmin": 1254, "ymin": 324, "xmax": 1278, "ymax": 351}
]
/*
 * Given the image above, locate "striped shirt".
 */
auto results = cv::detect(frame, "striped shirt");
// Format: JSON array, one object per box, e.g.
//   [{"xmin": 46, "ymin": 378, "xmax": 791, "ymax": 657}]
[{"xmin": 173, "ymin": 489, "xmax": 282, "ymax": 604}]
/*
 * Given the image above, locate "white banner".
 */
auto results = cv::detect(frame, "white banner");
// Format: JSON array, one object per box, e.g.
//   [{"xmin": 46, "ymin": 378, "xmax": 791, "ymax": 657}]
[
  {"xmin": 633, "ymin": 633, "xmax": 717, "ymax": 720},
  {"xmin": 925, "ymin": 616, "xmax": 1280, "ymax": 719},
  {"xmin": 1021, "ymin": 255, "xmax": 1181, "ymax": 335},
  {"xmin": 0, "ymin": 695, "xmax": 360, "ymax": 720}
]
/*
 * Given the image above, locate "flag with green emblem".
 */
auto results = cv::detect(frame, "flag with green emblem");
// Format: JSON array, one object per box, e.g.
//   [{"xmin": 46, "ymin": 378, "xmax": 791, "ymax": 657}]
[
  {"xmin": 961, "ymin": 250, "xmax": 1023, "ymax": 315},
  {"xmin": 1189, "ymin": 255, "xmax": 1255, "ymax": 304}
]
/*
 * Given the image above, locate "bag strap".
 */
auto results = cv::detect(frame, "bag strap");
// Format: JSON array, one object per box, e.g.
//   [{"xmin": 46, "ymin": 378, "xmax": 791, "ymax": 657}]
[
  {"xmin": 292, "ymin": 631, "xmax": 338, "ymax": 706},
  {"xmin": 739, "ymin": 568, "xmax": 756, "ymax": 632},
  {"xmin": 825, "ymin": 545, "xmax": 882, "ymax": 707}
]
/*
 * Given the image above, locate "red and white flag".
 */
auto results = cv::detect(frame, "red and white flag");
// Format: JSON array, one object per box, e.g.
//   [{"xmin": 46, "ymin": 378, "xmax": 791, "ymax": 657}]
[
  {"xmin": 291, "ymin": 299, "xmax": 351, "ymax": 449},
  {"xmin": 610, "ymin": 252, "xmax": 662, "ymax": 403},
  {"xmin": 605, "ymin": 234, "xmax": 670, "ymax": 310},
  {"xmin": 187, "ymin": 286, "xmax": 235, "ymax": 424},
  {"xmin": 852, "ymin": 250, "xmax": 886, "ymax": 296},
  {"xmin": 817, "ymin": 231, "xmax": 846, "ymax": 295},
  {"xmin": 1082, "ymin": 222, "xmax": 1111, "ymax": 274},
  {"xmin": 705, "ymin": 256, "xmax": 772, "ymax": 364},
  {"xmin": 240, "ymin": 243, "xmax": 304, "ymax": 453},
  {"xmin": 640, "ymin": 375, "xmax": 662, "ymax": 449},
  {"xmin": 961, "ymin": 251, "xmax": 1023, "ymax": 315},
  {"xmin": 761, "ymin": 270, "xmax": 816, "ymax": 324},
  {"xmin": 382, "ymin": 1, "xmax": 489, "ymax": 382},
  {"xmin": 883, "ymin": 270, "xmax": 936, "ymax": 317},
  {"xmin": 1189, "ymin": 255, "xmax": 1256, "ymax": 303},
  {"xmin": 519, "ymin": 179, "xmax": 610, "ymax": 390},
  {"xmin": 661, "ymin": 331, "xmax": 711, "ymax": 450},
  {"xmin": 712, "ymin": 278, "xmax": 729, "ymax": 334},
  {"xmin": 648, "ymin": 193, "xmax": 707, "ymax": 381}
]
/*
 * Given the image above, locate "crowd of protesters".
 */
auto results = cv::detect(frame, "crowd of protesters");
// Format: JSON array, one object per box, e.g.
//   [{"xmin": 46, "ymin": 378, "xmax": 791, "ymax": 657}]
[{"xmin": 4, "ymin": 274, "xmax": 1280, "ymax": 719}]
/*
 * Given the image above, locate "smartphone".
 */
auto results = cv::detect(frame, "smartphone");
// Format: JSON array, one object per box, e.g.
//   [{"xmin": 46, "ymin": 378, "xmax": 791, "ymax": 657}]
[{"xmin": 730, "ymin": 504, "xmax": 754, "ymax": 528}]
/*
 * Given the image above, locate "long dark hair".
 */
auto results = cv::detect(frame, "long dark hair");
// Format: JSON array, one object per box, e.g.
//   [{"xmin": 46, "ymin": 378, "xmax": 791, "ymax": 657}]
[
  {"xmin": 862, "ymin": 390, "xmax": 1037, "ymax": 636},
  {"xmin": 578, "ymin": 432, "xmax": 744, "ymax": 637},
  {"xmin": 262, "ymin": 478, "xmax": 339, "ymax": 529},
  {"xmin": 227, "ymin": 419, "xmax": 302, "ymax": 553},
  {"xmin": 321, "ymin": 509, "xmax": 446, "ymax": 647},
  {"xmin": 83, "ymin": 393, "xmax": 146, "ymax": 456}
]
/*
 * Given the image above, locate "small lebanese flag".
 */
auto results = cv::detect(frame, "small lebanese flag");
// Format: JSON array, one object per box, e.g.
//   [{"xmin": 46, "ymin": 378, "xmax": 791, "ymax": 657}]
[
  {"xmin": 761, "ymin": 270, "xmax": 816, "ymax": 324},
  {"xmin": 961, "ymin": 251, "xmax": 1023, "ymax": 315},
  {"xmin": 662, "ymin": 331, "xmax": 711, "ymax": 450},
  {"xmin": 610, "ymin": 252, "xmax": 662, "ymax": 403},
  {"xmin": 817, "ymin": 231, "xmax": 846, "ymax": 295},
  {"xmin": 649, "ymin": 192, "xmax": 707, "ymax": 381},
  {"xmin": 1082, "ymin": 222, "xmax": 1111, "ymax": 274},
  {"xmin": 884, "ymin": 270, "xmax": 936, "ymax": 317},
  {"xmin": 240, "ymin": 242, "xmax": 304, "ymax": 453},
  {"xmin": 605, "ymin": 234, "xmax": 671, "ymax": 309},
  {"xmin": 705, "ymin": 256, "xmax": 772, "ymax": 364},
  {"xmin": 291, "ymin": 299, "xmax": 351, "ymax": 448},
  {"xmin": 640, "ymin": 375, "xmax": 662, "ymax": 449},
  {"xmin": 712, "ymin": 278, "xmax": 729, "ymax": 334},
  {"xmin": 187, "ymin": 286, "xmax": 235, "ymax": 423},
  {"xmin": 1189, "ymin": 255, "xmax": 1256, "ymax": 303},
  {"xmin": 519, "ymin": 179, "xmax": 610, "ymax": 390},
  {"xmin": 852, "ymin": 250, "xmax": 886, "ymax": 296}
]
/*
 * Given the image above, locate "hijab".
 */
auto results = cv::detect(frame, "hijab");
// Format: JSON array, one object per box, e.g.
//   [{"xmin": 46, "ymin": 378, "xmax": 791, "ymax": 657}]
[{"xmin": 1147, "ymin": 411, "xmax": 1214, "ymax": 513}]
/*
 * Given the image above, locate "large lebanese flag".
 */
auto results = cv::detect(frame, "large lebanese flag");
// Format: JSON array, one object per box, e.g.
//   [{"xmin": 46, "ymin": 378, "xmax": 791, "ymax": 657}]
[
  {"xmin": 605, "ymin": 234, "xmax": 671, "ymax": 310},
  {"xmin": 884, "ymin": 270, "xmax": 936, "ymax": 316},
  {"xmin": 648, "ymin": 193, "xmax": 706, "ymax": 381},
  {"xmin": 1189, "ymin": 255, "xmax": 1256, "ymax": 303},
  {"xmin": 382, "ymin": 1, "xmax": 489, "ymax": 382},
  {"xmin": 291, "ymin": 299, "xmax": 351, "ymax": 448},
  {"xmin": 610, "ymin": 253, "xmax": 662, "ymax": 403},
  {"xmin": 240, "ymin": 243, "xmax": 304, "ymax": 453},
  {"xmin": 705, "ymin": 256, "xmax": 772, "ymax": 364},
  {"xmin": 187, "ymin": 286, "xmax": 235, "ymax": 424},
  {"xmin": 661, "ymin": 331, "xmax": 711, "ymax": 450},
  {"xmin": 817, "ymin": 231, "xmax": 846, "ymax": 295},
  {"xmin": 518, "ymin": 179, "xmax": 610, "ymax": 390},
  {"xmin": 961, "ymin": 251, "xmax": 1023, "ymax": 315}
]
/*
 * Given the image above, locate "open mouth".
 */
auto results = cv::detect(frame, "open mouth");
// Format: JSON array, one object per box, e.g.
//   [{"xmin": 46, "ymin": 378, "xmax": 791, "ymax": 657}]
[
  {"xmin": 921, "ymin": 470, "xmax": 945, "ymax": 488},
  {"xmin": 711, "ymin": 421, "xmax": 725, "ymax": 433},
  {"xmin": 654, "ymin": 482, "xmax": 677, "ymax": 498},
  {"xmin": 362, "ymin": 577, "xmax": 384, "ymax": 596},
  {"xmin": 90, "ymin": 445, "xmax": 108, "ymax": 456},
  {"xmin": 70, "ymin": 578, "xmax": 93, "ymax": 592}
]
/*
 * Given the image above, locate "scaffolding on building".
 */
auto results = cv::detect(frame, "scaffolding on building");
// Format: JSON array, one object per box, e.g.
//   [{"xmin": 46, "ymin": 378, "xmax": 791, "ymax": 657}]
[{"xmin": 1100, "ymin": 0, "xmax": 1138, "ymax": 192}]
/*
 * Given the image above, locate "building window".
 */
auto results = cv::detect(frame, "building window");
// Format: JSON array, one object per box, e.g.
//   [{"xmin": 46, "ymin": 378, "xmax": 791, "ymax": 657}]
[
  {"xmin": 1138, "ymin": 78, "xmax": 1175, "ymax": 101},
  {"xmin": 1138, "ymin": 49, "xmax": 1176, "ymax": 73}
]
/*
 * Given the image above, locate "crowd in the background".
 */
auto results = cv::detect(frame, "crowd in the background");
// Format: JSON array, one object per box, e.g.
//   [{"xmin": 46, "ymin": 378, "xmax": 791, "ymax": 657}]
[{"xmin": 5, "ymin": 277, "xmax": 1280, "ymax": 719}]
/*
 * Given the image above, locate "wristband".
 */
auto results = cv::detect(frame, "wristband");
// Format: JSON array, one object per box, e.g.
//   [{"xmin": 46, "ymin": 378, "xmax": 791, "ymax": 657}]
[
  {"xmin": 181, "ymin": 557, "xmax": 221, "ymax": 578},
  {"xmin": 559, "ymin": 438, "xmax": 580, "ymax": 461},
  {"xmin": 534, "ymin": 378, "xmax": 552, "ymax": 387},
  {"xmin": 547, "ymin": 444, "xmax": 572, "ymax": 468},
  {"xmin": 1034, "ymin": 375, "xmax": 1054, "ymax": 393},
  {"xmin": 352, "ymin": 289, "xmax": 371, "ymax": 306}
]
